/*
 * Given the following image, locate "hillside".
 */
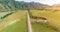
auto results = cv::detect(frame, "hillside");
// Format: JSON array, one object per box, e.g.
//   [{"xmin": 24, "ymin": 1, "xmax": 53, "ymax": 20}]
[
  {"xmin": 22, "ymin": 2, "xmax": 50, "ymax": 9},
  {"xmin": 0, "ymin": 0, "xmax": 50, "ymax": 12},
  {"xmin": 46, "ymin": 4, "xmax": 60, "ymax": 11},
  {"xmin": 52, "ymin": 4, "xmax": 60, "ymax": 10}
]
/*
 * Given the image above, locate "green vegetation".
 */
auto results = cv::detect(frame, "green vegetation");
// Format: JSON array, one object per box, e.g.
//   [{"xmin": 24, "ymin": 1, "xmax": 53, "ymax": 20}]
[
  {"xmin": 0, "ymin": 11, "xmax": 28, "ymax": 32},
  {"xmin": 0, "ymin": 0, "xmax": 49, "ymax": 12},
  {"xmin": 0, "ymin": 0, "xmax": 60, "ymax": 32},
  {"xmin": 1, "ymin": 12, "xmax": 14, "ymax": 19},
  {"xmin": 0, "ymin": 12, "xmax": 13, "ymax": 23},
  {"xmin": 32, "ymin": 22, "xmax": 57, "ymax": 32},
  {"xmin": 30, "ymin": 10, "xmax": 60, "ymax": 32},
  {"xmin": 0, "ymin": 17, "xmax": 28, "ymax": 32}
]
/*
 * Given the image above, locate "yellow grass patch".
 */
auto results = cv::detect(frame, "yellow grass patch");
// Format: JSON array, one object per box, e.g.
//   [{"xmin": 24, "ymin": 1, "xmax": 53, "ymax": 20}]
[{"xmin": 31, "ymin": 10, "xmax": 60, "ymax": 31}]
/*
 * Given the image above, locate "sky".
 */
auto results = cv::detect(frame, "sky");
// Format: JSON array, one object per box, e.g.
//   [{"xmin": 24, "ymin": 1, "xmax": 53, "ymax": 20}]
[{"xmin": 15, "ymin": 0, "xmax": 60, "ymax": 6}]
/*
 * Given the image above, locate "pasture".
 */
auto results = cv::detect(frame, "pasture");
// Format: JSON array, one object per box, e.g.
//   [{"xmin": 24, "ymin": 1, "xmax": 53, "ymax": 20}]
[
  {"xmin": 30, "ymin": 10, "xmax": 60, "ymax": 32},
  {"xmin": 0, "ymin": 10, "xmax": 28, "ymax": 32}
]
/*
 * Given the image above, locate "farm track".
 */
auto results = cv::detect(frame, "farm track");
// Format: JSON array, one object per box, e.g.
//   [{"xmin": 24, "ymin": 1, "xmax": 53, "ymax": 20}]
[
  {"xmin": 0, "ymin": 11, "xmax": 32, "ymax": 32},
  {"xmin": 27, "ymin": 11, "xmax": 33, "ymax": 32}
]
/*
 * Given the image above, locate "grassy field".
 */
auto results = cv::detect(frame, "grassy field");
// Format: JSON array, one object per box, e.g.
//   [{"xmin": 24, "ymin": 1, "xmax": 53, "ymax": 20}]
[
  {"xmin": 32, "ymin": 22, "xmax": 57, "ymax": 32},
  {"xmin": 0, "ymin": 12, "xmax": 12, "ymax": 23},
  {"xmin": 0, "ymin": 10, "xmax": 28, "ymax": 32},
  {"xmin": 30, "ymin": 10, "xmax": 60, "ymax": 32}
]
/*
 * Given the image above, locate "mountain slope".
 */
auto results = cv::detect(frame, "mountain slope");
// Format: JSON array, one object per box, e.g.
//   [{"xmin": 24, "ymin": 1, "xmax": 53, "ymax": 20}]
[{"xmin": 0, "ymin": 0, "xmax": 50, "ymax": 12}]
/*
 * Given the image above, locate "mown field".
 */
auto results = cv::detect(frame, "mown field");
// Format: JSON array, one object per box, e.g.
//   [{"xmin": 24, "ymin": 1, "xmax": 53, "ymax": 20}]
[
  {"xmin": 30, "ymin": 10, "xmax": 60, "ymax": 32},
  {"xmin": 0, "ymin": 10, "xmax": 28, "ymax": 32}
]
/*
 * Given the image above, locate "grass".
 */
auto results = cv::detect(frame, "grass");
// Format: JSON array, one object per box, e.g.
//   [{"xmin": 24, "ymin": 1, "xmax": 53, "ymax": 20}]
[
  {"xmin": 32, "ymin": 22, "xmax": 57, "ymax": 32},
  {"xmin": 0, "ymin": 10, "xmax": 28, "ymax": 32},
  {"xmin": 0, "ymin": 11, "xmax": 14, "ymax": 23},
  {"xmin": 1, "ymin": 12, "xmax": 14, "ymax": 19},
  {"xmin": 0, "ymin": 12, "xmax": 12, "ymax": 18},
  {"xmin": 30, "ymin": 10, "xmax": 60, "ymax": 32}
]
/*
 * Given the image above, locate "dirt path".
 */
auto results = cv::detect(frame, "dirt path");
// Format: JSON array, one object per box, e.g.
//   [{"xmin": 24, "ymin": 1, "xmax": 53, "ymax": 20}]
[{"xmin": 27, "ymin": 11, "xmax": 33, "ymax": 32}]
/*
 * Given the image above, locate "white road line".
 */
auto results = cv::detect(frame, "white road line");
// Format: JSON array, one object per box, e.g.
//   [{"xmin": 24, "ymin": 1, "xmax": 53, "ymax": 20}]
[{"xmin": 27, "ymin": 12, "xmax": 33, "ymax": 32}]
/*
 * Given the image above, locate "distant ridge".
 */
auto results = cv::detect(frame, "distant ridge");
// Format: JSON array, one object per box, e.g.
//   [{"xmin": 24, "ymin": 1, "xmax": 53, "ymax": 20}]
[
  {"xmin": 0, "ymin": 0, "xmax": 50, "ymax": 11},
  {"xmin": 46, "ymin": 4, "xmax": 60, "ymax": 11},
  {"xmin": 52, "ymin": 4, "xmax": 60, "ymax": 7}
]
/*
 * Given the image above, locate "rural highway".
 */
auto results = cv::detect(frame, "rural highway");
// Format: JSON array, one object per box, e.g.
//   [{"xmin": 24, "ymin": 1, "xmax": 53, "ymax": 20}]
[{"xmin": 27, "ymin": 11, "xmax": 33, "ymax": 32}]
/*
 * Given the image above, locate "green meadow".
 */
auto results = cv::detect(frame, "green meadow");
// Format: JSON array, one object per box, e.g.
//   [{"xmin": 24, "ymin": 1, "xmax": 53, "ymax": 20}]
[{"xmin": 0, "ymin": 10, "xmax": 28, "ymax": 32}]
